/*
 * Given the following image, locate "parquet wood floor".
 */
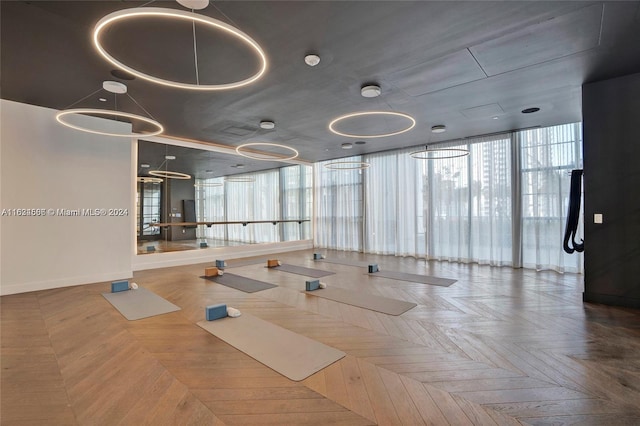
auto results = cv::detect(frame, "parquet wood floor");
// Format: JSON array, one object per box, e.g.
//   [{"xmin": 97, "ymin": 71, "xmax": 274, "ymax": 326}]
[{"xmin": 2, "ymin": 249, "xmax": 640, "ymax": 425}]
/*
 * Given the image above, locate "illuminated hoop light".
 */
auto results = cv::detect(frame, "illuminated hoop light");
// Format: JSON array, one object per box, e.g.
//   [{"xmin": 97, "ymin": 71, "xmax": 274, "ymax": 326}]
[
  {"xmin": 93, "ymin": 8, "xmax": 268, "ymax": 91},
  {"xmin": 236, "ymin": 142, "xmax": 299, "ymax": 161},
  {"xmin": 323, "ymin": 161, "xmax": 371, "ymax": 170},
  {"xmin": 225, "ymin": 176, "xmax": 255, "ymax": 182},
  {"xmin": 194, "ymin": 182, "xmax": 223, "ymax": 188},
  {"xmin": 137, "ymin": 176, "xmax": 163, "ymax": 183},
  {"xmin": 328, "ymin": 111, "xmax": 416, "ymax": 138},
  {"xmin": 410, "ymin": 147, "xmax": 470, "ymax": 160},
  {"xmin": 149, "ymin": 170, "xmax": 192, "ymax": 179},
  {"xmin": 56, "ymin": 109, "xmax": 163, "ymax": 137}
]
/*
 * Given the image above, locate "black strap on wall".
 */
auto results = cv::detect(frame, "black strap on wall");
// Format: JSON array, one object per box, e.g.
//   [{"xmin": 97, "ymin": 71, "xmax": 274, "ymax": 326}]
[{"xmin": 563, "ymin": 169, "xmax": 584, "ymax": 254}]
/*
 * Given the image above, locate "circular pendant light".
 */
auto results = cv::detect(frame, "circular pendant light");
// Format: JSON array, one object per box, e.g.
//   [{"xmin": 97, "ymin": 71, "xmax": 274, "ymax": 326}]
[
  {"xmin": 328, "ymin": 111, "xmax": 416, "ymax": 138},
  {"xmin": 236, "ymin": 142, "xmax": 299, "ymax": 161},
  {"xmin": 149, "ymin": 170, "xmax": 192, "ymax": 179},
  {"xmin": 56, "ymin": 109, "xmax": 163, "ymax": 137},
  {"xmin": 137, "ymin": 176, "xmax": 163, "ymax": 183},
  {"xmin": 323, "ymin": 161, "xmax": 370, "ymax": 170},
  {"xmin": 194, "ymin": 182, "xmax": 223, "ymax": 188},
  {"xmin": 93, "ymin": 7, "xmax": 267, "ymax": 91},
  {"xmin": 410, "ymin": 146, "xmax": 470, "ymax": 160}
]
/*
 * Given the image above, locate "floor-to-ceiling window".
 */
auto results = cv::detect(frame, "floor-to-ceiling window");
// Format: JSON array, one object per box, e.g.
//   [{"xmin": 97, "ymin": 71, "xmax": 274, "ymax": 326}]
[{"xmin": 314, "ymin": 122, "xmax": 584, "ymax": 273}]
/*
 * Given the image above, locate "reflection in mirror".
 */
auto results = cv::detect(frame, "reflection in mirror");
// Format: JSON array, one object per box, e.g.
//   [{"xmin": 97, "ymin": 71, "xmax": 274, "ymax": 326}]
[{"xmin": 136, "ymin": 140, "xmax": 312, "ymax": 254}]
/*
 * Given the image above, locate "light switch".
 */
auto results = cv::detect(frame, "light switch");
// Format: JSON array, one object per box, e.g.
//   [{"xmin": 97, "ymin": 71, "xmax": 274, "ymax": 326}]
[{"xmin": 594, "ymin": 213, "xmax": 603, "ymax": 224}]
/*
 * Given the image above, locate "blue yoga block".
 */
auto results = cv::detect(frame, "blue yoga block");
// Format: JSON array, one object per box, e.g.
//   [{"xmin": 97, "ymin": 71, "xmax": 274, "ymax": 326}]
[
  {"xmin": 215, "ymin": 260, "xmax": 226, "ymax": 268},
  {"xmin": 368, "ymin": 264, "xmax": 379, "ymax": 273},
  {"xmin": 111, "ymin": 280, "xmax": 130, "ymax": 293},
  {"xmin": 205, "ymin": 304, "xmax": 228, "ymax": 321},
  {"xmin": 313, "ymin": 253, "xmax": 323, "ymax": 260},
  {"xmin": 306, "ymin": 279, "xmax": 320, "ymax": 291},
  {"xmin": 200, "ymin": 242, "xmax": 208, "ymax": 248},
  {"xmin": 146, "ymin": 245, "xmax": 156, "ymax": 252}
]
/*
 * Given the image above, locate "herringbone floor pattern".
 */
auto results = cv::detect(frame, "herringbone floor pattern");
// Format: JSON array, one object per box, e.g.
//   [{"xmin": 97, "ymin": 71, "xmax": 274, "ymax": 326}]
[{"xmin": 2, "ymin": 249, "xmax": 640, "ymax": 425}]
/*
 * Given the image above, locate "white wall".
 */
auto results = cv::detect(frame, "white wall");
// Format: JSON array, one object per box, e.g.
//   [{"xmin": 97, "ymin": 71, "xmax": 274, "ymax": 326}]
[{"xmin": 1, "ymin": 100, "xmax": 133, "ymax": 295}]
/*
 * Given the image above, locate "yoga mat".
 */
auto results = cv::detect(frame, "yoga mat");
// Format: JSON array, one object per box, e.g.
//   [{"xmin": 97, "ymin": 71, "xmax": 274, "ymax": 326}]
[
  {"xmin": 197, "ymin": 314, "xmax": 345, "ymax": 381},
  {"xmin": 271, "ymin": 263, "xmax": 335, "ymax": 278},
  {"xmin": 314, "ymin": 258, "xmax": 371, "ymax": 268},
  {"xmin": 202, "ymin": 273, "xmax": 277, "ymax": 293},
  {"xmin": 304, "ymin": 287, "xmax": 416, "ymax": 315},
  {"xmin": 223, "ymin": 258, "xmax": 270, "ymax": 269},
  {"xmin": 102, "ymin": 287, "xmax": 180, "ymax": 320},
  {"xmin": 367, "ymin": 270, "xmax": 456, "ymax": 287}
]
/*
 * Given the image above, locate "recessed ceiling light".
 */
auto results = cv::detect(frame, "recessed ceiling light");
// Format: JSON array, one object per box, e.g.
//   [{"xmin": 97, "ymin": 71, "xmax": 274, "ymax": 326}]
[
  {"xmin": 355, "ymin": 141, "xmax": 366, "ymax": 145},
  {"xmin": 103, "ymin": 80, "xmax": 127, "ymax": 94},
  {"xmin": 165, "ymin": 155, "xmax": 176, "ymax": 160},
  {"xmin": 141, "ymin": 164, "xmax": 150, "ymax": 168},
  {"xmin": 341, "ymin": 143, "xmax": 353, "ymax": 149},
  {"xmin": 492, "ymin": 116, "xmax": 499, "ymax": 120},
  {"xmin": 304, "ymin": 54, "xmax": 320, "ymax": 67},
  {"xmin": 176, "ymin": 0, "xmax": 209, "ymax": 10},
  {"xmin": 431, "ymin": 125, "xmax": 446, "ymax": 133},
  {"xmin": 235, "ymin": 164, "xmax": 245, "ymax": 169},
  {"xmin": 98, "ymin": 97, "xmax": 107, "ymax": 102},
  {"xmin": 260, "ymin": 120, "xmax": 275, "ymax": 130},
  {"xmin": 205, "ymin": 169, "xmax": 213, "ymax": 173},
  {"xmin": 521, "ymin": 107, "xmax": 540, "ymax": 114},
  {"xmin": 361, "ymin": 84, "xmax": 381, "ymax": 98}
]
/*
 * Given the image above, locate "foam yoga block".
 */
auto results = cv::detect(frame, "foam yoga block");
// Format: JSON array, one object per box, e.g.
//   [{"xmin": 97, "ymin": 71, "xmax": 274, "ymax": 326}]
[
  {"xmin": 200, "ymin": 242, "xmax": 208, "ymax": 248},
  {"xmin": 267, "ymin": 259, "xmax": 281, "ymax": 268},
  {"xmin": 313, "ymin": 253, "xmax": 325, "ymax": 260},
  {"xmin": 306, "ymin": 279, "xmax": 320, "ymax": 291},
  {"xmin": 146, "ymin": 246, "xmax": 156, "ymax": 252},
  {"xmin": 368, "ymin": 264, "xmax": 379, "ymax": 273},
  {"xmin": 215, "ymin": 260, "xmax": 227, "ymax": 268},
  {"xmin": 111, "ymin": 280, "xmax": 130, "ymax": 293},
  {"xmin": 205, "ymin": 267, "xmax": 220, "ymax": 277},
  {"xmin": 206, "ymin": 304, "xmax": 228, "ymax": 321}
]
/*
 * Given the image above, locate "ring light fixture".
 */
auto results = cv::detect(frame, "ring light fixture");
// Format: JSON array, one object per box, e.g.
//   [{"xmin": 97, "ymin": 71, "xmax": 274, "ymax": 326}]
[
  {"xmin": 225, "ymin": 176, "xmax": 255, "ymax": 182},
  {"xmin": 194, "ymin": 182, "xmax": 223, "ymax": 188},
  {"xmin": 236, "ymin": 142, "xmax": 299, "ymax": 161},
  {"xmin": 137, "ymin": 176, "xmax": 163, "ymax": 183},
  {"xmin": 409, "ymin": 145, "xmax": 470, "ymax": 160},
  {"xmin": 93, "ymin": 7, "xmax": 268, "ymax": 91},
  {"xmin": 148, "ymin": 170, "xmax": 192, "ymax": 179},
  {"xmin": 323, "ymin": 161, "xmax": 371, "ymax": 170},
  {"xmin": 56, "ymin": 109, "xmax": 164, "ymax": 137},
  {"xmin": 328, "ymin": 111, "xmax": 416, "ymax": 138}
]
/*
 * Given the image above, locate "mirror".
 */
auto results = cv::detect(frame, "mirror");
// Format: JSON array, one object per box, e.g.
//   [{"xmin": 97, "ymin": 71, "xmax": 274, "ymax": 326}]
[{"xmin": 136, "ymin": 140, "xmax": 312, "ymax": 254}]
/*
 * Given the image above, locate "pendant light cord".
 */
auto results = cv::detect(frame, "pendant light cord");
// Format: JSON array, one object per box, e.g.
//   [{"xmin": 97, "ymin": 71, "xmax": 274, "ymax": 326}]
[{"xmin": 192, "ymin": 15, "xmax": 200, "ymax": 86}]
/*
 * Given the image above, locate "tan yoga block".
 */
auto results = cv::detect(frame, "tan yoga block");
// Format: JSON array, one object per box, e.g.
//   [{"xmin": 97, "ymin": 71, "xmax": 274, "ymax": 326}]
[
  {"xmin": 267, "ymin": 259, "xmax": 279, "ymax": 268},
  {"xmin": 205, "ymin": 267, "xmax": 220, "ymax": 277}
]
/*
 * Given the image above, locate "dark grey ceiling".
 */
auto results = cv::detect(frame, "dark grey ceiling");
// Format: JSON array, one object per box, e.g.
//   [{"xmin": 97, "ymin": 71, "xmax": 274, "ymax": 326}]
[{"xmin": 3, "ymin": 1, "xmax": 640, "ymax": 176}]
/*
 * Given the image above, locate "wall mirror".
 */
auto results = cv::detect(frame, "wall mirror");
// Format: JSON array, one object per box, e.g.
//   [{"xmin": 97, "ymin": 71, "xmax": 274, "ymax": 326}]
[{"xmin": 136, "ymin": 140, "xmax": 312, "ymax": 255}]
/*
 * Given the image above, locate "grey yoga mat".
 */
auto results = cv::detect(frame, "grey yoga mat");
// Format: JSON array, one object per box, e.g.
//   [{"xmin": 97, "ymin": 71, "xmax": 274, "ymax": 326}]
[
  {"xmin": 222, "ymin": 258, "xmax": 270, "ymax": 269},
  {"xmin": 304, "ymin": 287, "xmax": 416, "ymax": 315},
  {"xmin": 314, "ymin": 258, "xmax": 371, "ymax": 268},
  {"xmin": 197, "ymin": 313, "xmax": 345, "ymax": 381},
  {"xmin": 271, "ymin": 263, "xmax": 335, "ymax": 278},
  {"xmin": 102, "ymin": 287, "xmax": 181, "ymax": 320},
  {"xmin": 202, "ymin": 273, "xmax": 277, "ymax": 293},
  {"xmin": 367, "ymin": 270, "xmax": 456, "ymax": 287}
]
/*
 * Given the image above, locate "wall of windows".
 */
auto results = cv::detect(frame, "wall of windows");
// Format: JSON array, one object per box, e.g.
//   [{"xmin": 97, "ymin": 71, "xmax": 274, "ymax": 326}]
[
  {"xmin": 196, "ymin": 165, "xmax": 312, "ymax": 244},
  {"xmin": 315, "ymin": 123, "xmax": 583, "ymax": 273}
]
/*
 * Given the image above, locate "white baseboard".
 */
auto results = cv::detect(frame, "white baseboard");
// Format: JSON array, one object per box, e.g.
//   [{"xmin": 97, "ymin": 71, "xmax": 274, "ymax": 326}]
[
  {"xmin": 132, "ymin": 240, "xmax": 313, "ymax": 271},
  {"xmin": 0, "ymin": 270, "xmax": 133, "ymax": 296}
]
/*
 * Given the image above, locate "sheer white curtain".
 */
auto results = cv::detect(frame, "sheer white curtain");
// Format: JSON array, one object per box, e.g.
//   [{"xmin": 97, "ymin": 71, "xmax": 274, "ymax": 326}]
[
  {"xmin": 226, "ymin": 170, "xmax": 279, "ymax": 243},
  {"xmin": 363, "ymin": 148, "xmax": 422, "ymax": 255},
  {"xmin": 281, "ymin": 165, "xmax": 312, "ymax": 241},
  {"xmin": 424, "ymin": 137, "xmax": 513, "ymax": 265},
  {"xmin": 314, "ymin": 156, "xmax": 363, "ymax": 251},
  {"xmin": 518, "ymin": 123, "xmax": 583, "ymax": 273},
  {"xmin": 195, "ymin": 177, "xmax": 224, "ymax": 240}
]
